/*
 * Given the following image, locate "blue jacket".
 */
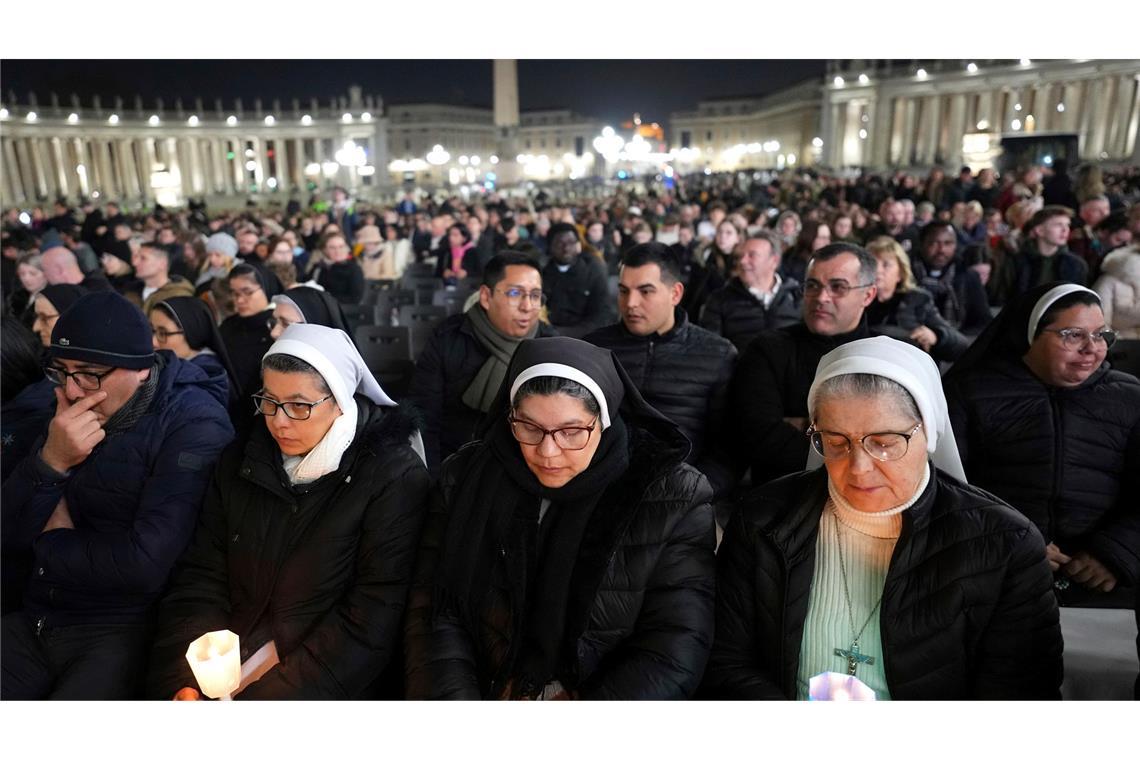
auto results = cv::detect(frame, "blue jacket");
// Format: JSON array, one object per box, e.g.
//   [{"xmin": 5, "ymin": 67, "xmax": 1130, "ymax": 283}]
[
  {"xmin": 1, "ymin": 378, "xmax": 56, "ymax": 483},
  {"xmin": 0, "ymin": 351, "xmax": 234, "ymax": 626}
]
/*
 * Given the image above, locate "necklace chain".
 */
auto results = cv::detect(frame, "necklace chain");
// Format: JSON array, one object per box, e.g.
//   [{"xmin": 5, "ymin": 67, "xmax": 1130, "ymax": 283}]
[{"xmin": 833, "ymin": 507, "xmax": 884, "ymax": 648}]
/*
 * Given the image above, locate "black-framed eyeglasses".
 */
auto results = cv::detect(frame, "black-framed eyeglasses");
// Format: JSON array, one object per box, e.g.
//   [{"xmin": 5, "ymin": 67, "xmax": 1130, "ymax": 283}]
[
  {"xmin": 44, "ymin": 364, "xmax": 116, "ymax": 391},
  {"xmin": 509, "ymin": 416, "xmax": 598, "ymax": 450},
  {"xmin": 807, "ymin": 421, "xmax": 923, "ymax": 462},
  {"xmin": 1039, "ymin": 327, "xmax": 1117, "ymax": 350},
  {"xmin": 498, "ymin": 287, "xmax": 546, "ymax": 306},
  {"xmin": 803, "ymin": 279, "xmax": 874, "ymax": 299},
  {"xmin": 152, "ymin": 327, "xmax": 185, "ymax": 343},
  {"xmin": 252, "ymin": 393, "xmax": 334, "ymax": 421},
  {"xmin": 230, "ymin": 286, "xmax": 263, "ymax": 299}
]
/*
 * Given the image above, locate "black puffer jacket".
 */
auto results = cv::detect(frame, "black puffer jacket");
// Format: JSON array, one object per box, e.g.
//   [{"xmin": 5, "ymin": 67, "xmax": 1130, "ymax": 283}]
[
  {"xmin": 404, "ymin": 424, "xmax": 717, "ymax": 700},
  {"xmin": 866, "ymin": 288, "xmax": 970, "ymax": 362},
  {"xmin": 699, "ymin": 276, "xmax": 803, "ymax": 351},
  {"xmin": 584, "ymin": 307, "xmax": 739, "ymax": 496},
  {"xmin": 146, "ymin": 401, "xmax": 430, "ymax": 699},
  {"xmin": 911, "ymin": 259, "xmax": 992, "ymax": 336},
  {"xmin": 704, "ymin": 467, "xmax": 1062, "ymax": 699},
  {"xmin": 944, "ymin": 358, "xmax": 1140, "ymax": 588},
  {"xmin": 407, "ymin": 312, "xmax": 559, "ymax": 471},
  {"xmin": 730, "ymin": 319, "xmax": 871, "ymax": 486},
  {"xmin": 541, "ymin": 254, "xmax": 613, "ymax": 335}
]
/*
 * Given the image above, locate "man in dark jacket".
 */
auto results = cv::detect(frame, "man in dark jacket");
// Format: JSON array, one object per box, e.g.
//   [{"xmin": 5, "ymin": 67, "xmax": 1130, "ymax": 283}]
[
  {"xmin": 700, "ymin": 230, "xmax": 802, "ymax": 351},
  {"xmin": 585, "ymin": 243, "xmax": 739, "ymax": 498},
  {"xmin": 408, "ymin": 252, "xmax": 557, "ymax": 471},
  {"xmin": 912, "ymin": 222, "xmax": 992, "ymax": 336},
  {"xmin": 542, "ymin": 222, "xmax": 613, "ymax": 337},
  {"xmin": 861, "ymin": 199, "xmax": 919, "ymax": 255},
  {"xmin": 730, "ymin": 244, "xmax": 876, "ymax": 486},
  {"xmin": 1008, "ymin": 206, "xmax": 1089, "ymax": 301},
  {"xmin": 1, "ymin": 292, "xmax": 233, "ymax": 699}
]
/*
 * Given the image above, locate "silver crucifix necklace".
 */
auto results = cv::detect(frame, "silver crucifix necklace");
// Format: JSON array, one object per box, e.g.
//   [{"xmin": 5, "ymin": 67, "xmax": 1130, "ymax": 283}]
[{"xmin": 832, "ymin": 510, "xmax": 884, "ymax": 676}]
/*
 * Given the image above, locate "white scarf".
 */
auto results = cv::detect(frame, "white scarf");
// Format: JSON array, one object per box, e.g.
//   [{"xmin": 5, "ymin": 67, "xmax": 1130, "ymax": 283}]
[
  {"xmin": 264, "ymin": 324, "xmax": 397, "ymax": 485},
  {"xmin": 806, "ymin": 336, "xmax": 967, "ymax": 482}
]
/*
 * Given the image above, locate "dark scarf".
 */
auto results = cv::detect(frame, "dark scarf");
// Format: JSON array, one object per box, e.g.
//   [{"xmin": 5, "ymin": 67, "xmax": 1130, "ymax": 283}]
[
  {"xmin": 461, "ymin": 305, "xmax": 539, "ymax": 413},
  {"xmin": 103, "ymin": 355, "xmax": 163, "ymax": 438},
  {"xmin": 433, "ymin": 337, "xmax": 681, "ymax": 698}
]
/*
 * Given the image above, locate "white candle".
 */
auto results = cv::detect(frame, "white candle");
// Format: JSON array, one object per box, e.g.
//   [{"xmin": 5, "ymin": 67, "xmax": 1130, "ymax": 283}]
[{"xmin": 185, "ymin": 630, "xmax": 241, "ymax": 700}]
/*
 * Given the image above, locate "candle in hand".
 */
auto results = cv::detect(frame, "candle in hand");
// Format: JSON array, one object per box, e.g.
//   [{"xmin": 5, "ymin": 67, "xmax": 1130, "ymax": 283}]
[{"xmin": 185, "ymin": 630, "xmax": 241, "ymax": 700}]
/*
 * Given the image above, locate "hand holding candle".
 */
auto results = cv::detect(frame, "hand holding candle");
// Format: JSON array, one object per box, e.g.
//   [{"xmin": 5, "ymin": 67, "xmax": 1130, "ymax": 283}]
[{"xmin": 185, "ymin": 630, "xmax": 241, "ymax": 700}]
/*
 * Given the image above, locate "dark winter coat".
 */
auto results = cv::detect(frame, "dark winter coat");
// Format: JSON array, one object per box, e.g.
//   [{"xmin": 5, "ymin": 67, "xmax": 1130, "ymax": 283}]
[
  {"xmin": 866, "ymin": 289, "xmax": 970, "ymax": 362},
  {"xmin": 1008, "ymin": 242, "xmax": 1089, "ymax": 301},
  {"xmin": 699, "ymin": 276, "xmax": 803, "ymax": 351},
  {"xmin": 1, "ymin": 378, "xmax": 56, "ymax": 483},
  {"xmin": 944, "ymin": 358, "xmax": 1140, "ymax": 588},
  {"xmin": 407, "ymin": 312, "xmax": 559, "ymax": 471},
  {"xmin": 314, "ymin": 259, "xmax": 366, "ymax": 305},
  {"xmin": 730, "ymin": 319, "xmax": 871, "ymax": 487},
  {"xmin": 146, "ymin": 401, "xmax": 429, "ymax": 699},
  {"xmin": 541, "ymin": 254, "xmax": 613, "ymax": 335},
  {"xmin": 584, "ymin": 307, "xmax": 739, "ymax": 497},
  {"xmin": 404, "ymin": 422, "xmax": 717, "ymax": 699},
  {"xmin": 219, "ymin": 309, "xmax": 274, "ymax": 414},
  {"xmin": 911, "ymin": 259, "xmax": 993, "ymax": 336},
  {"xmin": 0, "ymin": 353, "xmax": 234, "ymax": 627},
  {"xmin": 704, "ymin": 467, "xmax": 1063, "ymax": 699}
]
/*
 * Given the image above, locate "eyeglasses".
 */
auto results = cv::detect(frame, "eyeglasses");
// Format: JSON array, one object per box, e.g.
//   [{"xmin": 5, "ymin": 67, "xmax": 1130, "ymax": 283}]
[
  {"xmin": 803, "ymin": 279, "xmax": 875, "ymax": 299},
  {"xmin": 498, "ymin": 287, "xmax": 546, "ymax": 306},
  {"xmin": 1040, "ymin": 327, "xmax": 1117, "ymax": 350},
  {"xmin": 807, "ymin": 421, "xmax": 923, "ymax": 462},
  {"xmin": 268, "ymin": 315, "xmax": 298, "ymax": 333},
  {"xmin": 44, "ymin": 364, "xmax": 116, "ymax": 391},
  {"xmin": 230, "ymin": 286, "xmax": 262, "ymax": 299},
  {"xmin": 509, "ymin": 416, "xmax": 598, "ymax": 450},
  {"xmin": 152, "ymin": 327, "xmax": 184, "ymax": 343},
  {"xmin": 252, "ymin": 393, "xmax": 334, "ymax": 421}
]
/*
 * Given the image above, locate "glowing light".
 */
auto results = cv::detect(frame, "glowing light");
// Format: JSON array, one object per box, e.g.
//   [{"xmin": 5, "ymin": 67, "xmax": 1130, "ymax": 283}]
[
  {"xmin": 1014, "ymin": 103, "xmax": 1022, "ymax": 112},
  {"xmin": 341, "ymin": 113, "xmax": 353, "ymax": 123},
  {"xmin": 834, "ymin": 76, "xmax": 845, "ymax": 87},
  {"xmin": 300, "ymin": 114, "xmax": 312, "ymax": 126},
  {"xmin": 26, "ymin": 112, "xmax": 37, "ymax": 122},
  {"xmin": 361, "ymin": 112, "xmax": 372, "ymax": 123},
  {"xmin": 858, "ymin": 74, "xmax": 869, "ymax": 85},
  {"xmin": 0, "ymin": 108, "xmax": 8, "ymax": 119},
  {"xmin": 1020, "ymin": 58, "xmax": 1031, "ymax": 66},
  {"xmin": 916, "ymin": 68, "xmax": 928, "ymax": 79},
  {"xmin": 245, "ymin": 148, "xmax": 255, "ymax": 158},
  {"xmin": 812, "ymin": 137, "xmax": 824, "ymax": 148},
  {"xmin": 245, "ymin": 160, "xmax": 257, "ymax": 171},
  {"xmin": 226, "ymin": 115, "xmax": 237, "ymax": 126},
  {"xmin": 19, "ymin": 212, "xmax": 31, "ymax": 225},
  {"xmin": 1042, "ymin": 155, "xmax": 1053, "ymax": 166},
  {"xmin": 148, "ymin": 114, "xmax": 160, "ymax": 126},
  {"xmin": 305, "ymin": 162, "xmax": 322, "ymax": 176},
  {"xmin": 321, "ymin": 161, "xmax": 340, "ymax": 177},
  {"xmin": 976, "ymin": 119, "xmax": 990, "ymax": 130},
  {"xmin": 187, "ymin": 115, "xmax": 199, "ymax": 126},
  {"xmin": 858, "ymin": 129, "xmax": 868, "ymax": 139},
  {"xmin": 76, "ymin": 164, "xmax": 86, "ymax": 175},
  {"xmin": 470, "ymin": 155, "xmax": 481, "ymax": 166},
  {"xmin": 67, "ymin": 113, "xmax": 79, "ymax": 124},
  {"xmin": 335, "ymin": 140, "xmax": 367, "ymax": 167},
  {"xmin": 704, "ymin": 167, "xmax": 712, "ymax": 175},
  {"xmin": 91, "ymin": 191, "xmax": 100, "ymax": 199},
  {"xmin": 1011, "ymin": 119, "xmax": 1022, "ymax": 131},
  {"xmin": 788, "ymin": 154, "xmax": 797, "ymax": 166},
  {"xmin": 426, "ymin": 144, "xmax": 450, "ymax": 166},
  {"xmin": 458, "ymin": 155, "xmax": 469, "ymax": 165},
  {"xmin": 357, "ymin": 165, "xmax": 375, "ymax": 177},
  {"xmin": 967, "ymin": 62, "xmax": 978, "ymax": 73},
  {"xmin": 108, "ymin": 114, "xmax": 119, "ymax": 125},
  {"xmin": 264, "ymin": 115, "xmax": 275, "ymax": 126},
  {"xmin": 267, "ymin": 177, "xmax": 278, "ymax": 189},
  {"xmin": 489, "ymin": 155, "xmax": 499, "ymax": 164},
  {"xmin": 1056, "ymin": 103, "xmax": 1066, "ymax": 113}
]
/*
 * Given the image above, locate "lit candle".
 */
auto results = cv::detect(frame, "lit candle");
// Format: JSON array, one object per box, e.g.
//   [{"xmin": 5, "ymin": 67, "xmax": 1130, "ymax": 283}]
[
  {"xmin": 808, "ymin": 671, "xmax": 877, "ymax": 701},
  {"xmin": 185, "ymin": 630, "xmax": 241, "ymax": 700}
]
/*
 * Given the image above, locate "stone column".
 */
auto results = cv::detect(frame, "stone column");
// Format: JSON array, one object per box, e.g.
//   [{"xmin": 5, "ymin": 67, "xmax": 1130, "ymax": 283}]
[
  {"xmin": 1110, "ymin": 75, "xmax": 1137, "ymax": 158},
  {"xmin": 1077, "ymin": 79, "xmax": 1103, "ymax": 158},
  {"xmin": 1124, "ymin": 76, "xmax": 1140, "ymax": 162},
  {"xmin": 96, "ymin": 140, "xmax": 117, "ymax": 198},
  {"xmin": 73, "ymin": 138, "xmax": 90, "ymax": 197},
  {"xmin": 920, "ymin": 95, "xmax": 943, "ymax": 165},
  {"xmin": 49, "ymin": 137, "xmax": 69, "ymax": 198},
  {"xmin": 493, "ymin": 59, "xmax": 521, "ymax": 185},
  {"xmin": 230, "ymin": 137, "xmax": 244, "ymax": 191},
  {"xmin": 944, "ymin": 93, "xmax": 968, "ymax": 169},
  {"xmin": 866, "ymin": 96, "xmax": 887, "ymax": 169},
  {"xmin": 899, "ymin": 97, "xmax": 918, "ymax": 167},
  {"xmin": 275, "ymin": 136, "xmax": 290, "ymax": 192},
  {"xmin": 28, "ymin": 138, "xmax": 50, "ymax": 199},
  {"xmin": 119, "ymin": 139, "xmax": 141, "ymax": 201},
  {"xmin": 256, "ymin": 136, "xmax": 269, "ymax": 190},
  {"xmin": 1, "ymin": 138, "xmax": 24, "ymax": 203}
]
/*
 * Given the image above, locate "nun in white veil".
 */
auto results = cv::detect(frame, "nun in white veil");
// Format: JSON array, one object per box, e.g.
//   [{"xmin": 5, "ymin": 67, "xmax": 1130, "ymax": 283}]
[
  {"xmin": 705, "ymin": 335, "xmax": 1062, "ymax": 701},
  {"xmin": 147, "ymin": 323, "xmax": 431, "ymax": 700}
]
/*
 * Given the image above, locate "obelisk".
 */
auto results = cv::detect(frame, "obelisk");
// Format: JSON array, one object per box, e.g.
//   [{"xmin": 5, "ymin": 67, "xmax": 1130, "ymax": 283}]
[{"xmin": 493, "ymin": 59, "xmax": 521, "ymax": 186}]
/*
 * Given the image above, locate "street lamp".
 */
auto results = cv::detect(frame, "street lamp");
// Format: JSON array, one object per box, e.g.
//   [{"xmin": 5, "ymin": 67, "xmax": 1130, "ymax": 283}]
[{"xmin": 426, "ymin": 144, "xmax": 450, "ymax": 166}]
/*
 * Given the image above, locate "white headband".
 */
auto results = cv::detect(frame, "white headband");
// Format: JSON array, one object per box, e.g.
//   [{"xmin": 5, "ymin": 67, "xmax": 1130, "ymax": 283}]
[
  {"xmin": 1027, "ymin": 284, "xmax": 1099, "ymax": 347},
  {"xmin": 509, "ymin": 362, "xmax": 612, "ymax": 430}
]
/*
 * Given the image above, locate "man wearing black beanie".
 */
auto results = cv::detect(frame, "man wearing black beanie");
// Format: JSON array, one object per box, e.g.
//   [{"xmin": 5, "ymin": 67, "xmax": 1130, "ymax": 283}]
[
  {"xmin": 1, "ymin": 291, "xmax": 234, "ymax": 699},
  {"xmin": 542, "ymin": 222, "xmax": 613, "ymax": 337}
]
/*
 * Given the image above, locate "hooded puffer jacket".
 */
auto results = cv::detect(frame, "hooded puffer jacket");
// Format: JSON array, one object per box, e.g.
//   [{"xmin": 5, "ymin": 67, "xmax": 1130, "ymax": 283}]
[
  {"xmin": 944, "ymin": 358, "xmax": 1140, "ymax": 588},
  {"xmin": 1, "ymin": 352, "xmax": 234, "ymax": 626},
  {"xmin": 704, "ymin": 467, "xmax": 1062, "ymax": 699},
  {"xmin": 146, "ymin": 401, "xmax": 429, "ymax": 699},
  {"xmin": 404, "ymin": 421, "xmax": 716, "ymax": 700}
]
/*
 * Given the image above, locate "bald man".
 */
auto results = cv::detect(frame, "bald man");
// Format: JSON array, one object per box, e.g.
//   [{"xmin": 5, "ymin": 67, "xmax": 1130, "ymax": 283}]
[{"xmin": 41, "ymin": 247, "xmax": 113, "ymax": 293}]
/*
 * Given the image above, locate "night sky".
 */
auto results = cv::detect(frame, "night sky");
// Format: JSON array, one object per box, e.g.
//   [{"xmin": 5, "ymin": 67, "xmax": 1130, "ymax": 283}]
[{"xmin": 2, "ymin": 59, "xmax": 826, "ymax": 130}]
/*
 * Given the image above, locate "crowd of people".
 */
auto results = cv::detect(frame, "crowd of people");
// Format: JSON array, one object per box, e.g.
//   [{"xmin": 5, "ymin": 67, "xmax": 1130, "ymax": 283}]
[{"xmin": 1, "ymin": 158, "xmax": 1138, "ymax": 700}]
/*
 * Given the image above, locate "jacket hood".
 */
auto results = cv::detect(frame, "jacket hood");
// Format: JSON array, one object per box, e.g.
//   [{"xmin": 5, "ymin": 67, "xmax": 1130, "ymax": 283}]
[
  {"xmin": 1098, "ymin": 246, "xmax": 1140, "ymax": 282},
  {"xmin": 164, "ymin": 350, "xmax": 230, "ymax": 409}
]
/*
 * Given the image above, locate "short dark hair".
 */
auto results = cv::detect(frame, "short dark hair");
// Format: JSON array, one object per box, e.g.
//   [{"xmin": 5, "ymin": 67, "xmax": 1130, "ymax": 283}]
[
  {"xmin": 1095, "ymin": 211, "xmax": 1129, "ymax": 234},
  {"xmin": 138, "ymin": 240, "xmax": 171, "ymax": 262},
  {"xmin": 1034, "ymin": 291, "xmax": 1102, "ymax": 339},
  {"xmin": 808, "ymin": 243, "xmax": 877, "ymax": 286},
  {"xmin": 919, "ymin": 221, "xmax": 957, "ymax": 247},
  {"xmin": 1023, "ymin": 205, "xmax": 1074, "ymax": 235},
  {"xmin": 2, "ymin": 318, "xmax": 45, "ymax": 405},
  {"xmin": 483, "ymin": 251, "xmax": 542, "ymax": 289},
  {"xmin": 620, "ymin": 242, "xmax": 682, "ymax": 284}
]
